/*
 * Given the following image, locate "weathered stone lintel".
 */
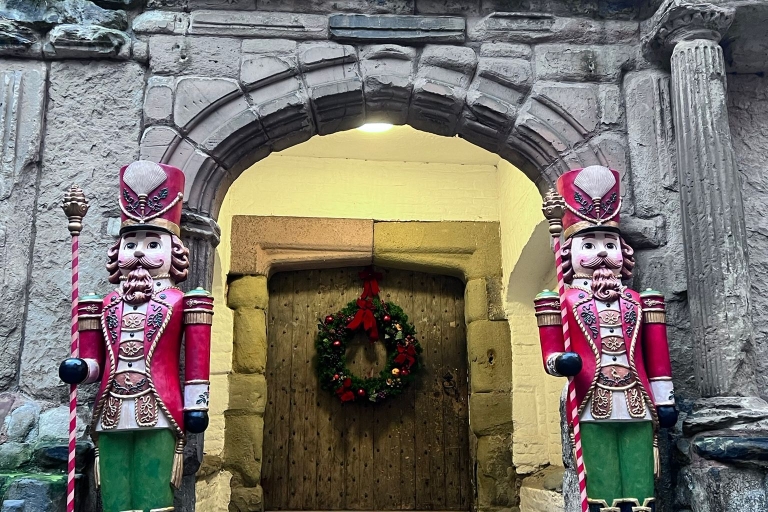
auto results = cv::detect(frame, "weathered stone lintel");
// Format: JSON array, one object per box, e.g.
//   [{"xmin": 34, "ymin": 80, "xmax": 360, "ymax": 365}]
[
  {"xmin": 329, "ymin": 13, "xmax": 465, "ymax": 43},
  {"xmin": 230, "ymin": 216, "xmax": 374, "ymax": 277}
]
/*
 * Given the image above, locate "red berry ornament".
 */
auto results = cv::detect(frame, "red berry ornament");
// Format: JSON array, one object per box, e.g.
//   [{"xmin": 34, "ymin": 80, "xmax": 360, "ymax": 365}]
[
  {"xmin": 325, "ymin": 315, "xmax": 335, "ymax": 324},
  {"xmin": 333, "ymin": 374, "xmax": 340, "ymax": 380},
  {"xmin": 357, "ymin": 388, "xmax": 366, "ymax": 397},
  {"xmin": 332, "ymin": 340, "xmax": 342, "ymax": 348},
  {"xmin": 383, "ymin": 315, "xmax": 392, "ymax": 322}
]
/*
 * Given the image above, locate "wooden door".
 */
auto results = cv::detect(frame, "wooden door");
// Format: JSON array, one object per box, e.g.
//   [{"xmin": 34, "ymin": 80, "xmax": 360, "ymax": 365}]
[{"xmin": 262, "ymin": 267, "xmax": 471, "ymax": 511}]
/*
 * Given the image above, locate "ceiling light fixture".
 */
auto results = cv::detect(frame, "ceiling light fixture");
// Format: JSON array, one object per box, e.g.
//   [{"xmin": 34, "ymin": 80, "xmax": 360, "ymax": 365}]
[{"xmin": 357, "ymin": 123, "xmax": 394, "ymax": 133}]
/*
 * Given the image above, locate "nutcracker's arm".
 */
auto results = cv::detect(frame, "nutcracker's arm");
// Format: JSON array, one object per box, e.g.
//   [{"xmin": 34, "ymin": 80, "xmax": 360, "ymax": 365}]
[
  {"xmin": 78, "ymin": 294, "xmax": 105, "ymax": 384},
  {"xmin": 182, "ymin": 288, "xmax": 214, "ymax": 413},
  {"xmin": 641, "ymin": 289, "xmax": 675, "ymax": 406},
  {"xmin": 534, "ymin": 290, "xmax": 567, "ymax": 376}
]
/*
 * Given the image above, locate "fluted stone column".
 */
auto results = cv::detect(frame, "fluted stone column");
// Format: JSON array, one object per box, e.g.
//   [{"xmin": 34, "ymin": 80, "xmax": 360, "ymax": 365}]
[
  {"xmin": 644, "ymin": 1, "xmax": 756, "ymax": 398},
  {"xmin": 644, "ymin": 4, "xmax": 768, "ymax": 510},
  {"xmin": 181, "ymin": 209, "xmax": 222, "ymax": 292},
  {"xmin": 177, "ymin": 209, "xmax": 221, "ymax": 512}
]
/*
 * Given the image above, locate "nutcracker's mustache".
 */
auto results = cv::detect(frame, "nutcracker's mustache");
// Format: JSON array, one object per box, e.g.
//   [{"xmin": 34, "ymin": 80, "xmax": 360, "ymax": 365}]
[
  {"xmin": 119, "ymin": 255, "xmax": 164, "ymax": 270},
  {"xmin": 580, "ymin": 255, "xmax": 623, "ymax": 270}
]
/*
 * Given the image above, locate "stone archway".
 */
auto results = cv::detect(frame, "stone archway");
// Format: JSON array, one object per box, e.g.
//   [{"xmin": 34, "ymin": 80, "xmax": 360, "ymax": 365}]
[
  {"xmin": 136, "ymin": 39, "xmax": 632, "ymax": 512},
  {"xmin": 138, "ymin": 41, "xmax": 631, "ymax": 292}
]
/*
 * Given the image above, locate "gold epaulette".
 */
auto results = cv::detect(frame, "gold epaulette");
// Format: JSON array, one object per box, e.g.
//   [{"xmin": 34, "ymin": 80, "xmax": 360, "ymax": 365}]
[
  {"xmin": 534, "ymin": 290, "xmax": 561, "ymax": 327},
  {"xmin": 78, "ymin": 294, "xmax": 104, "ymax": 331},
  {"xmin": 183, "ymin": 287, "xmax": 214, "ymax": 325},
  {"xmin": 640, "ymin": 289, "xmax": 666, "ymax": 324}
]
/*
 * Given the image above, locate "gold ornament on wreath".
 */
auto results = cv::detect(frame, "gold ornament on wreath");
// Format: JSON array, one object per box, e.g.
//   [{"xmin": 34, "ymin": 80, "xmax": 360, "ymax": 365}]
[{"xmin": 315, "ymin": 268, "xmax": 423, "ymax": 404}]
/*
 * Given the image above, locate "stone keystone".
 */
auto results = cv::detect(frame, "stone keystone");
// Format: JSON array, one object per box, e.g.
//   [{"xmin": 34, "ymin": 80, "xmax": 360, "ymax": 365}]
[{"xmin": 642, "ymin": 0, "xmax": 735, "ymax": 59}]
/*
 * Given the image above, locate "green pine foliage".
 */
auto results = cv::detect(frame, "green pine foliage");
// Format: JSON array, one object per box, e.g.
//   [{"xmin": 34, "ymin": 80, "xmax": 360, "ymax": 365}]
[{"xmin": 315, "ymin": 296, "xmax": 423, "ymax": 404}]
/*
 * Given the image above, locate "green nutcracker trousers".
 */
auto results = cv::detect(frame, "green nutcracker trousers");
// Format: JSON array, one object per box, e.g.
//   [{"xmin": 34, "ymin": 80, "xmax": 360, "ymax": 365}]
[
  {"xmin": 580, "ymin": 421, "xmax": 655, "ymax": 507},
  {"xmin": 98, "ymin": 429, "xmax": 176, "ymax": 512}
]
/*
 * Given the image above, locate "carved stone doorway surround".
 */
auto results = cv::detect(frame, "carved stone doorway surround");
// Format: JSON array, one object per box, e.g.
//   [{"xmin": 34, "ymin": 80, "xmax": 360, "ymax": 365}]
[{"xmin": 216, "ymin": 216, "xmax": 510, "ymax": 510}]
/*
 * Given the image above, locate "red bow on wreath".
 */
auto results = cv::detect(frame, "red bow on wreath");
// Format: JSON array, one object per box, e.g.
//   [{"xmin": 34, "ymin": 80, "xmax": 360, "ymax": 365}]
[
  {"xmin": 359, "ymin": 268, "xmax": 382, "ymax": 298},
  {"xmin": 394, "ymin": 344, "xmax": 417, "ymax": 368},
  {"xmin": 335, "ymin": 377, "xmax": 355, "ymax": 402},
  {"xmin": 346, "ymin": 298, "xmax": 379, "ymax": 341}
]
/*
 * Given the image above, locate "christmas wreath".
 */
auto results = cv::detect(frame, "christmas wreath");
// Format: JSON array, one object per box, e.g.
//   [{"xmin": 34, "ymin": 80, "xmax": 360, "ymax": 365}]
[{"xmin": 315, "ymin": 269, "xmax": 423, "ymax": 404}]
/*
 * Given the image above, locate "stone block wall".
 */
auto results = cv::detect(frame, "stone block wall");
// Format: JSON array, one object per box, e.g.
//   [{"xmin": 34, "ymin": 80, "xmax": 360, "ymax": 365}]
[{"xmin": 0, "ymin": 0, "xmax": 723, "ymax": 510}]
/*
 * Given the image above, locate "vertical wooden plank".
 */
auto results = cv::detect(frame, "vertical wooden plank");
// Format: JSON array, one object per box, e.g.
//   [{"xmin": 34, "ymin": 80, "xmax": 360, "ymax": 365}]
[
  {"xmin": 267, "ymin": 272, "xmax": 295, "ymax": 510},
  {"xmin": 262, "ymin": 277, "xmax": 277, "ymax": 508},
  {"xmin": 328, "ymin": 268, "xmax": 349, "ymax": 511},
  {"xmin": 412, "ymin": 271, "xmax": 432, "ymax": 510},
  {"xmin": 344, "ymin": 274, "xmax": 362, "ymax": 510},
  {"xmin": 454, "ymin": 279, "xmax": 471, "ymax": 511},
  {"xmin": 427, "ymin": 274, "xmax": 447, "ymax": 510},
  {"xmin": 398, "ymin": 270, "xmax": 417, "ymax": 511},
  {"xmin": 356, "ymin": 271, "xmax": 376, "ymax": 512},
  {"xmin": 442, "ymin": 277, "xmax": 462, "ymax": 510},
  {"xmin": 314, "ymin": 271, "xmax": 334, "ymax": 510},
  {"xmin": 301, "ymin": 270, "xmax": 319, "ymax": 510},
  {"xmin": 315, "ymin": 269, "xmax": 334, "ymax": 509},
  {"xmin": 287, "ymin": 271, "xmax": 306, "ymax": 510}
]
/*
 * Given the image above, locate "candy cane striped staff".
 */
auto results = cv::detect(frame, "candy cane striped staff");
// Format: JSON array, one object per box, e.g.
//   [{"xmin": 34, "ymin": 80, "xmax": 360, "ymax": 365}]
[
  {"xmin": 61, "ymin": 186, "xmax": 89, "ymax": 512},
  {"xmin": 542, "ymin": 188, "xmax": 588, "ymax": 512}
]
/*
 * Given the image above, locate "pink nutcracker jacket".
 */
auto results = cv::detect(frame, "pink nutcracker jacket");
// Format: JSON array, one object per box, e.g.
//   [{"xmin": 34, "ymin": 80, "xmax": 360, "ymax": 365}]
[
  {"xmin": 536, "ymin": 287, "xmax": 674, "ymax": 424},
  {"xmin": 77, "ymin": 287, "xmax": 213, "ymax": 438}
]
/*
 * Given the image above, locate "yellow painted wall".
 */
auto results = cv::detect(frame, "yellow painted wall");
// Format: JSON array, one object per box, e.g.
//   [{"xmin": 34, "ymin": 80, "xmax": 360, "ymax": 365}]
[
  {"xmin": 497, "ymin": 159, "xmax": 561, "ymax": 473},
  {"xmin": 204, "ymin": 127, "xmax": 558, "ymax": 496}
]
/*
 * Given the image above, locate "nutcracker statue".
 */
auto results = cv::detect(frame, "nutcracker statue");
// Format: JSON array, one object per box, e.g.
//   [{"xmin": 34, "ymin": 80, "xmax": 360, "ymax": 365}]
[
  {"xmin": 59, "ymin": 161, "xmax": 213, "ymax": 512},
  {"xmin": 534, "ymin": 166, "xmax": 678, "ymax": 512}
]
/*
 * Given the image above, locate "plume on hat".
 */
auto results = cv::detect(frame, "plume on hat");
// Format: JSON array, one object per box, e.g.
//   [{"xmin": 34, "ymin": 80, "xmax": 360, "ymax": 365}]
[
  {"xmin": 123, "ymin": 161, "xmax": 167, "ymax": 196},
  {"xmin": 573, "ymin": 165, "xmax": 616, "ymax": 200}
]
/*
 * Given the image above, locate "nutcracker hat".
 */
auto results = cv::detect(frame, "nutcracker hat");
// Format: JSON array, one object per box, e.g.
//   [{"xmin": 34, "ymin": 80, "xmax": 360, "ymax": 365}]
[
  {"xmin": 557, "ymin": 165, "xmax": 621, "ymax": 240},
  {"xmin": 119, "ymin": 160, "xmax": 184, "ymax": 237}
]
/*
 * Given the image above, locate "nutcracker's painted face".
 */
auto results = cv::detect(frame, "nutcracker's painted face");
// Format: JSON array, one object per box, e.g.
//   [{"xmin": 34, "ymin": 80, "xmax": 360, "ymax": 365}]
[
  {"xmin": 118, "ymin": 230, "xmax": 173, "ymax": 278},
  {"xmin": 571, "ymin": 231, "xmax": 623, "ymax": 278}
]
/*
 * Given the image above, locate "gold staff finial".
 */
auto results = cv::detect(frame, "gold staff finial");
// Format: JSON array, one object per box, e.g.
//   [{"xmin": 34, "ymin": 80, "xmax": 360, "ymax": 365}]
[
  {"xmin": 542, "ymin": 188, "xmax": 565, "ymax": 238},
  {"xmin": 61, "ymin": 185, "xmax": 89, "ymax": 237}
]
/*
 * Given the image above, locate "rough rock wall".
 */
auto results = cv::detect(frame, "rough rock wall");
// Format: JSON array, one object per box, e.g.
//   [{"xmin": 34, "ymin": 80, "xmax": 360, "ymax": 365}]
[
  {"xmin": 19, "ymin": 61, "xmax": 145, "ymax": 404},
  {"xmin": 0, "ymin": 60, "xmax": 46, "ymax": 391},
  {"xmin": 729, "ymin": 73, "xmax": 768, "ymax": 400}
]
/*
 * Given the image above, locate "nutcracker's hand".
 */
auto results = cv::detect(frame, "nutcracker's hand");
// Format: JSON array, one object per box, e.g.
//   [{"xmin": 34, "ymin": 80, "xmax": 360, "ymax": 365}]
[
  {"xmin": 555, "ymin": 352, "xmax": 582, "ymax": 377},
  {"xmin": 185, "ymin": 411, "xmax": 209, "ymax": 434},
  {"xmin": 59, "ymin": 358, "xmax": 88, "ymax": 384},
  {"xmin": 656, "ymin": 405, "xmax": 678, "ymax": 428}
]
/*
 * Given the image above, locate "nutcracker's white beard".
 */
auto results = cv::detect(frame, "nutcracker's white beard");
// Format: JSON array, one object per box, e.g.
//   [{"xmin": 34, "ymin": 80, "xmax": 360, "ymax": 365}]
[
  {"xmin": 122, "ymin": 266, "xmax": 155, "ymax": 305},
  {"xmin": 591, "ymin": 267, "xmax": 622, "ymax": 303}
]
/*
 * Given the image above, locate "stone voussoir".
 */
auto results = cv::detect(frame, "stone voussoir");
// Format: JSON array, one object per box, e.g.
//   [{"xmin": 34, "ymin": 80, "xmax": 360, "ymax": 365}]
[
  {"xmin": 360, "ymin": 44, "xmax": 417, "ymax": 124},
  {"xmin": 408, "ymin": 44, "xmax": 477, "ymax": 136},
  {"xmin": 296, "ymin": 42, "xmax": 364, "ymax": 134}
]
